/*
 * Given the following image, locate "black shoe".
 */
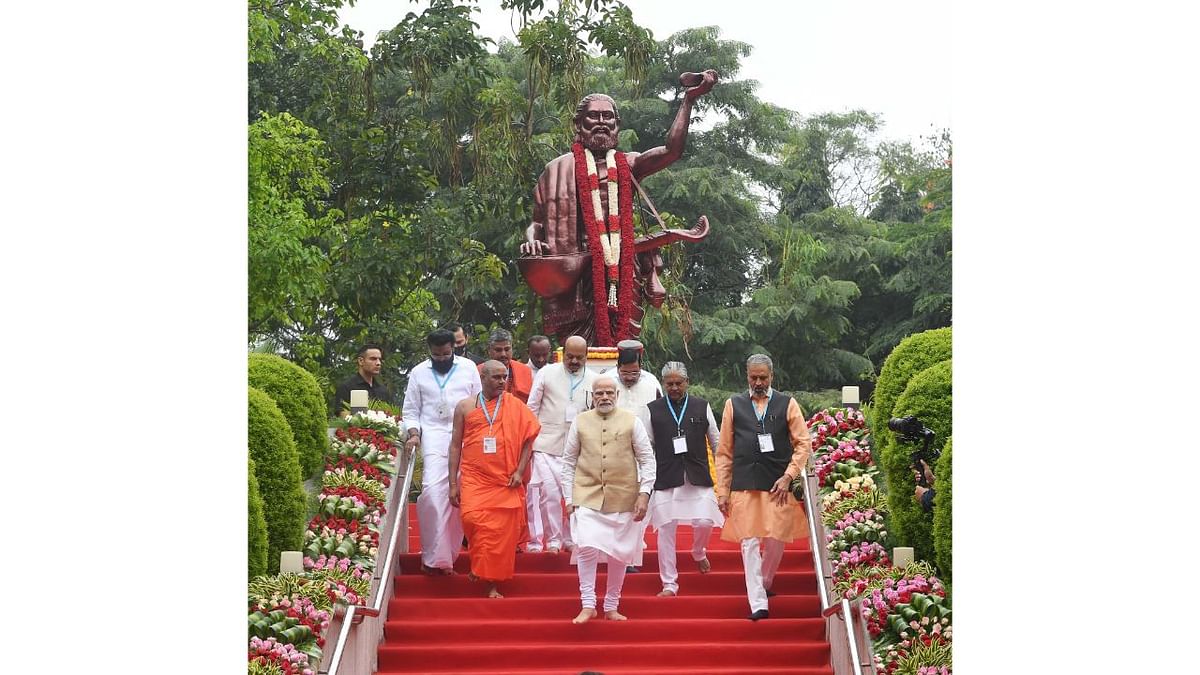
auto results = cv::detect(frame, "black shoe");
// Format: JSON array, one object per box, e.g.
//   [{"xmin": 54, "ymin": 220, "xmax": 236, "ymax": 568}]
[
  {"xmin": 766, "ymin": 589, "xmax": 777, "ymax": 598},
  {"xmin": 748, "ymin": 609, "xmax": 769, "ymax": 621},
  {"xmin": 625, "ymin": 566, "xmax": 640, "ymax": 573}
]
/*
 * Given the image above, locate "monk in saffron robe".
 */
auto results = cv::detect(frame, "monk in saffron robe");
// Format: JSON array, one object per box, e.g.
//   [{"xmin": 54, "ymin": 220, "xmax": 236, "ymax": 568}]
[{"xmin": 449, "ymin": 360, "xmax": 541, "ymax": 598}]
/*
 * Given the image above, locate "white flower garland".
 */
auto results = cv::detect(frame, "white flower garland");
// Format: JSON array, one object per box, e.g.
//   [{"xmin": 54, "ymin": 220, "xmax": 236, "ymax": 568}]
[{"xmin": 583, "ymin": 147, "xmax": 621, "ymax": 306}]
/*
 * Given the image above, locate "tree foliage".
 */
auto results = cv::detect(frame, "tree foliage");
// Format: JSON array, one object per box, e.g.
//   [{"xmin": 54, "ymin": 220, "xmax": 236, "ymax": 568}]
[{"xmin": 247, "ymin": 0, "xmax": 952, "ymax": 407}]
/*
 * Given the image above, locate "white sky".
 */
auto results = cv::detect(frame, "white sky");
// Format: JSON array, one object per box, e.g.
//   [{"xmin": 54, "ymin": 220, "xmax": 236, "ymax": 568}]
[{"xmin": 339, "ymin": 0, "xmax": 952, "ymax": 145}]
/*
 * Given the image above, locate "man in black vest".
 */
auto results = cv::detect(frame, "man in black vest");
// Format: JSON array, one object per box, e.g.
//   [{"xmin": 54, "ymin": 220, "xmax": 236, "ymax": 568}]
[
  {"xmin": 714, "ymin": 354, "xmax": 813, "ymax": 620},
  {"xmin": 645, "ymin": 362, "xmax": 725, "ymax": 597}
]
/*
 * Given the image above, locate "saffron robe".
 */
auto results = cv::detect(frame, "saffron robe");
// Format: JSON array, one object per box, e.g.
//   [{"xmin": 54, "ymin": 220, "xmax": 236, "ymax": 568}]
[{"xmin": 459, "ymin": 392, "xmax": 541, "ymax": 582}]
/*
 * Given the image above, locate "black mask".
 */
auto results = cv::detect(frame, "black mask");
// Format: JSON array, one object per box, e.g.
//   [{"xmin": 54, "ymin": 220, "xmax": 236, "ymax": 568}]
[
  {"xmin": 454, "ymin": 345, "xmax": 467, "ymax": 357},
  {"xmin": 431, "ymin": 357, "xmax": 454, "ymax": 374}
]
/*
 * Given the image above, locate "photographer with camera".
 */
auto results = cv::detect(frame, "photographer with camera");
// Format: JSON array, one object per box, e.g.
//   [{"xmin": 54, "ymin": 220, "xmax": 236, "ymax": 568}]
[{"xmin": 887, "ymin": 416, "xmax": 939, "ymax": 512}]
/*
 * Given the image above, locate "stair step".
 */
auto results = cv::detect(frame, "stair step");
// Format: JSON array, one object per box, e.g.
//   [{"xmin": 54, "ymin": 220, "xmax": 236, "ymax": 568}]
[
  {"xmin": 376, "ymin": 640, "xmax": 832, "ymax": 670},
  {"xmin": 384, "ymin": 617, "xmax": 828, "ymax": 643}
]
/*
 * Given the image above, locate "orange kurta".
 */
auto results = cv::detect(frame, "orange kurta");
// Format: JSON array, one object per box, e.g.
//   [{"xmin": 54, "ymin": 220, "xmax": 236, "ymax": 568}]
[
  {"xmin": 715, "ymin": 395, "xmax": 812, "ymax": 542},
  {"xmin": 479, "ymin": 360, "xmax": 534, "ymax": 403},
  {"xmin": 459, "ymin": 392, "xmax": 541, "ymax": 581}
]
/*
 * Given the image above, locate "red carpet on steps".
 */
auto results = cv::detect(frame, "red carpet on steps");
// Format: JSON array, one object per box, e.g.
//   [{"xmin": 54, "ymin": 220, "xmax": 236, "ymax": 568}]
[{"xmin": 375, "ymin": 503, "xmax": 833, "ymax": 674}]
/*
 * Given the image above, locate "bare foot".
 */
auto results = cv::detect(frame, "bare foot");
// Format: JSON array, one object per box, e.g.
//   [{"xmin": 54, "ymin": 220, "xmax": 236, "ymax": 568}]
[
  {"xmin": 439, "ymin": 567, "xmax": 456, "ymax": 576},
  {"xmin": 486, "ymin": 584, "xmax": 503, "ymax": 599},
  {"xmin": 696, "ymin": 558, "xmax": 711, "ymax": 574},
  {"xmin": 656, "ymin": 589, "xmax": 677, "ymax": 597},
  {"xmin": 572, "ymin": 608, "xmax": 597, "ymax": 624},
  {"xmin": 604, "ymin": 610, "xmax": 627, "ymax": 621},
  {"xmin": 467, "ymin": 572, "xmax": 479, "ymax": 582}
]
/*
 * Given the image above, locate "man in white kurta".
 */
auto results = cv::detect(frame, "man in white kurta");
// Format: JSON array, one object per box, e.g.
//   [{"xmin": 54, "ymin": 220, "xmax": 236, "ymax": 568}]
[
  {"xmin": 562, "ymin": 376, "xmax": 656, "ymax": 623},
  {"xmin": 645, "ymin": 361, "xmax": 725, "ymax": 596},
  {"xmin": 613, "ymin": 339, "xmax": 662, "ymax": 570},
  {"xmin": 525, "ymin": 335, "xmax": 596, "ymax": 553},
  {"xmin": 403, "ymin": 328, "xmax": 483, "ymax": 574}
]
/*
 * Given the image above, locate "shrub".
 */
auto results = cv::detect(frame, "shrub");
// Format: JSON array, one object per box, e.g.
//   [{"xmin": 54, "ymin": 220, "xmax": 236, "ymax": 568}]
[
  {"xmin": 868, "ymin": 327, "xmax": 951, "ymax": 452},
  {"xmin": 248, "ymin": 456, "xmax": 269, "ymax": 579},
  {"xmin": 933, "ymin": 437, "xmax": 952, "ymax": 585},
  {"xmin": 248, "ymin": 386, "xmax": 307, "ymax": 574},
  {"xmin": 879, "ymin": 359, "xmax": 951, "ymax": 562},
  {"xmin": 248, "ymin": 353, "xmax": 328, "ymax": 479}
]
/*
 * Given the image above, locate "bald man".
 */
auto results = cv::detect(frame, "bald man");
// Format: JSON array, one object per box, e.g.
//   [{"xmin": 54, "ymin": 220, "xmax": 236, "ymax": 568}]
[
  {"xmin": 524, "ymin": 335, "xmax": 597, "ymax": 553},
  {"xmin": 562, "ymin": 375, "xmax": 656, "ymax": 623},
  {"xmin": 449, "ymin": 361, "xmax": 541, "ymax": 598}
]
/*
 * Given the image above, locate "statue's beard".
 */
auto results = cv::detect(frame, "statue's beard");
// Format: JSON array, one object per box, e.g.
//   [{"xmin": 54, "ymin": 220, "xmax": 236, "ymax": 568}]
[{"xmin": 578, "ymin": 127, "xmax": 618, "ymax": 152}]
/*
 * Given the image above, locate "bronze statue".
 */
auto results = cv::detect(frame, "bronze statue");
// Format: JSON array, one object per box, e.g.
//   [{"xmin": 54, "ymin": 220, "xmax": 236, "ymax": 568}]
[{"xmin": 518, "ymin": 70, "xmax": 718, "ymax": 347}]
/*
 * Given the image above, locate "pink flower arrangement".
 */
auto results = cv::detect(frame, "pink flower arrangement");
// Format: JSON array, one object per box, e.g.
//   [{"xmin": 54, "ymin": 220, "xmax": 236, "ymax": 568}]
[
  {"xmin": 814, "ymin": 439, "xmax": 875, "ymax": 486},
  {"xmin": 860, "ymin": 577, "xmax": 946, "ymax": 638},
  {"xmin": 832, "ymin": 542, "xmax": 890, "ymax": 578},
  {"xmin": 248, "ymin": 636, "xmax": 315, "ymax": 675}
]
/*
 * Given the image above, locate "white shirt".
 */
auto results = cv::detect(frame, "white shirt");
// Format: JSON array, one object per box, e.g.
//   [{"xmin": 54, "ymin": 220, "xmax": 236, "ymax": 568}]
[
  {"xmin": 561, "ymin": 414, "xmax": 657, "ymax": 504},
  {"xmin": 616, "ymin": 369, "xmax": 662, "ymax": 433},
  {"xmin": 402, "ymin": 355, "xmax": 482, "ymax": 439}
]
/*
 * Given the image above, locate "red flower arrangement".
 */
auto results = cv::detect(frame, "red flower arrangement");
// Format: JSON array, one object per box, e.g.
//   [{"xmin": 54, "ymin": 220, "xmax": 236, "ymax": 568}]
[
  {"xmin": 325, "ymin": 455, "xmax": 392, "ymax": 487},
  {"xmin": 334, "ymin": 427, "xmax": 396, "ymax": 457}
]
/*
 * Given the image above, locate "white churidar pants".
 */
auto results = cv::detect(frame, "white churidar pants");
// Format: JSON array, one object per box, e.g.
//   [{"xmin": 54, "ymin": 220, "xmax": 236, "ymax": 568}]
[
  {"xmin": 656, "ymin": 519, "xmax": 714, "ymax": 594},
  {"xmin": 740, "ymin": 536, "xmax": 785, "ymax": 612},
  {"xmin": 576, "ymin": 545, "xmax": 628, "ymax": 612}
]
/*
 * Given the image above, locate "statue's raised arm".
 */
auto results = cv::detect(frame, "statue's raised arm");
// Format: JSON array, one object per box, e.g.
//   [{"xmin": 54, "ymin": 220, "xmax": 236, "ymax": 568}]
[
  {"xmin": 627, "ymin": 69, "xmax": 719, "ymax": 180},
  {"xmin": 517, "ymin": 71, "xmax": 718, "ymax": 347}
]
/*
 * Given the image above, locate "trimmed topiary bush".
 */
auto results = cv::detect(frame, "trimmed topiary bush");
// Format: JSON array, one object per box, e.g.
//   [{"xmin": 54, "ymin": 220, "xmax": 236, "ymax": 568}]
[
  {"xmin": 879, "ymin": 359, "xmax": 951, "ymax": 563},
  {"xmin": 869, "ymin": 327, "xmax": 952, "ymax": 452},
  {"xmin": 248, "ymin": 456, "xmax": 269, "ymax": 579},
  {"xmin": 248, "ymin": 386, "xmax": 307, "ymax": 574},
  {"xmin": 249, "ymin": 353, "xmax": 328, "ymax": 479},
  {"xmin": 933, "ymin": 436, "xmax": 952, "ymax": 585}
]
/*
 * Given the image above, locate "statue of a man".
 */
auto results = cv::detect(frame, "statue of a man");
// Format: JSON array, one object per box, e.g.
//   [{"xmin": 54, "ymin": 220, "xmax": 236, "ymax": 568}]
[{"xmin": 519, "ymin": 70, "xmax": 718, "ymax": 347}]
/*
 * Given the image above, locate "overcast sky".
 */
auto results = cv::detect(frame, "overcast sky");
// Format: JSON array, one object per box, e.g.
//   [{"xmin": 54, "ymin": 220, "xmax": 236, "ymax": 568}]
[{"xmin": 338, "ymin": 0, "xmax": 952, "ymax": 146}]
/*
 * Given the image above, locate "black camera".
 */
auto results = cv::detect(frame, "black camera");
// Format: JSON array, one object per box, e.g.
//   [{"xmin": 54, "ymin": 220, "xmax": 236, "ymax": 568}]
[{"xmin": 888, "ymin": 416, "xmax": 939, "ymax": 487}]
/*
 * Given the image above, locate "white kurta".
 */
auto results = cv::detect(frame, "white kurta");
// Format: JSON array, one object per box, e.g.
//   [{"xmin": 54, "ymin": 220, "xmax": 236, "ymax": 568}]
[
  {"xmin": 561, "ymin": 415, "xmax": 656, "ymax": 565},
  {"xmin": 524, "ymin": 362, "xmax": 596, "ymax": 549},
  {"xmin": 647, "ymin": 400, "xmax": 725, "ymax": 529},
  {"xmin": 615, "ymin": 370, "xmax": 662, "ymax": 433},
  {"xmin": 402, "ymin": 356, "xmax": 482, "ymax": 568}
]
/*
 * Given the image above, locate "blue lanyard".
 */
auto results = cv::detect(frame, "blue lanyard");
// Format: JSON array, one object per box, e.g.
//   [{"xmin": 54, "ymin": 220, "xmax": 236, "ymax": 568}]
[
  {"xmin": 568, "ymin": 369, "xmax": 584, "ymax": 401},
  {"xmin": 665, "ymin": 393, "xmax": 688, "ymax": 435},
  {"xmin": 754, "ymin": 390, "xmax": 773, "ymax": 429},
  {"xmin": 432, "ymin": 362, "xmax": 458, "ymax": 392},
  {"xmin": 478, "ymin": 393, "xmax": 502, "ymax": 434}
]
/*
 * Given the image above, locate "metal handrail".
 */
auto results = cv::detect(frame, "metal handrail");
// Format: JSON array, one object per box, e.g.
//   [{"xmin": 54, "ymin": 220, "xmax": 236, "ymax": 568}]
[
  {"xmin": 802, "ymin": 466, "xmax": 832, "ymax": 609},
  {"xmin": 324, "ymin": 443, "xmax": 417, "ymax": 674},
  {"xmin": 801, "ymin": 464, "xmax": 873, "ymax": 675}
]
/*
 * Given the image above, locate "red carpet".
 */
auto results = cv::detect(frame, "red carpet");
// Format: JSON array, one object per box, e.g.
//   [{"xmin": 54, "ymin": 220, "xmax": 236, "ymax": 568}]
[{"xmin": 375, "ymin": 504, "xmax": 833, "ymax": 674}]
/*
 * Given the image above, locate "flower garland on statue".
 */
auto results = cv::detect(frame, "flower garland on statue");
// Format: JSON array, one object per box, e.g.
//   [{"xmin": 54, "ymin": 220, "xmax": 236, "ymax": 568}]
[{"xmin": 573, "ymin": 142, "xmax": 636, "ymax": 346}]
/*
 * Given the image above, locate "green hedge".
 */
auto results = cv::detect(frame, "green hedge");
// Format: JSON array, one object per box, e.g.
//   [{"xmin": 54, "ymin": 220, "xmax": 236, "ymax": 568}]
[
  {"xmin": 248, "ymin": 386, "xmax": 307, "ymax": 574},
  {"xmin": 248, "ymin": 456, "xmax": 269, "ymax": 579},
  {"xmin": 248, "ymin": 353, "xmax": 328, "ymax": 478},
  {"xmin": 933, "ymin": 436, "xmax": 952, "ymax": 584},
  {"xmin": 879, "ymin": 359, "xmax": 952, "ymax": 563},
  {"xmin": 869, "ymin": 327, "xmax": 952, "ymax": 455}
]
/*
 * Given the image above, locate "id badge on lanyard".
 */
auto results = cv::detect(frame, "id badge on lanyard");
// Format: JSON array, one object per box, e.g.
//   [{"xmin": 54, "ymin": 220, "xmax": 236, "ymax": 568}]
[
  {"xmin": 565, "ymin": 405, "xmax": 578, "ymax": 423},
  {"xmin": 483, "ymin": 436, "xmax": 498, "ymax": 454},
  {"xmin": 672, "ymin": 435, "xmax": 688, "ymax": 455},
  {"xmin": 757, "ymin": 433, "xmax": 775, "ymax": 454}
]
